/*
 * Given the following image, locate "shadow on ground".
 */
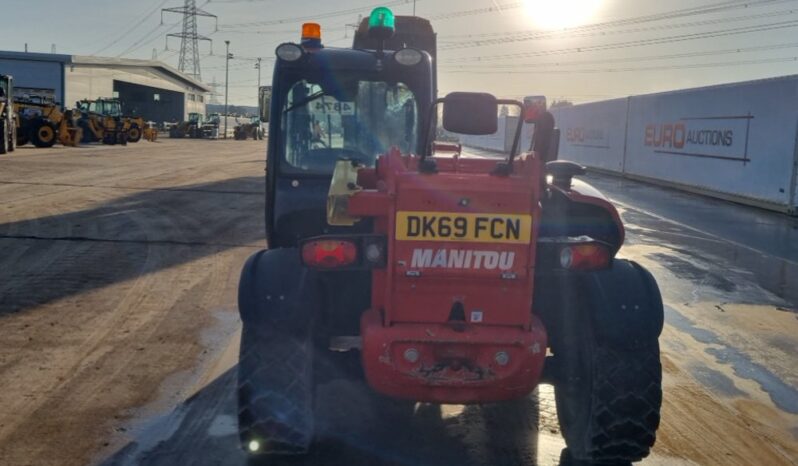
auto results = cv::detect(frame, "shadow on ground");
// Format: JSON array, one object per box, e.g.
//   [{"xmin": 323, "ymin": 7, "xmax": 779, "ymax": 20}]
[
  {"xmin": 0, "ymin": 176, "xmax": 265, "ymax": 315},
  {"xmin": 101, "ymin": 364, "xmax": 580, "ymax": 466}
]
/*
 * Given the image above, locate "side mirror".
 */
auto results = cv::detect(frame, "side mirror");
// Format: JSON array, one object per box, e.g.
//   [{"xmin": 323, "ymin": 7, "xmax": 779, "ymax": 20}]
[
  {"xmin": 532, "ymin": 111, "xmax": 558, "ymax": 163},
  {"xmin": 523, "ymin": 95, "xmax": 547, "ymax": 124},
  {"xmin": 258, "ymin": 86, "xmax": 271, "ymax": 123},
  {"xmin": 442, "ymin": 92, "xmax": 498, "ymax": 135}
]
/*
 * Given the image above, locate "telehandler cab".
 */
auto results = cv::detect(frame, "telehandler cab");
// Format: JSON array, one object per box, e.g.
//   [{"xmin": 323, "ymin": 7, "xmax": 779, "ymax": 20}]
[
  {"xmin": 237, "ymin": 8, "xmax": 663, "ymax": 465},
  {"xmin": 76, "ymin": 98, "xmax": 127, "ymax": 145}
]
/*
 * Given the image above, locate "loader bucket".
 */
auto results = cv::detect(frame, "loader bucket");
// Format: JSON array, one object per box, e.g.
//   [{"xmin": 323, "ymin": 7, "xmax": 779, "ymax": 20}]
[
  {"xmin": 59, "ymin": 128, "xmax": 82, "ymax": 147},
  {"xmin": 144, "ymin": 127, "xmax": 158, "ymax": 141}
]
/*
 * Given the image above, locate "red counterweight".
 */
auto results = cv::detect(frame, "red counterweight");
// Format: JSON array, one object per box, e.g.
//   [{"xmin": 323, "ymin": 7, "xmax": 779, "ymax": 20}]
[{"xmin": 348, "ymin": 148, "xmax": 548, "ymax": 403}]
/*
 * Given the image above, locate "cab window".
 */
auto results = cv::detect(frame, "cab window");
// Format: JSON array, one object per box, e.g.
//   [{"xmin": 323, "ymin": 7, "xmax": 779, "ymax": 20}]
[{"xmin": 281, "ymin": 79, "xmax": 418, "ymax": 174}]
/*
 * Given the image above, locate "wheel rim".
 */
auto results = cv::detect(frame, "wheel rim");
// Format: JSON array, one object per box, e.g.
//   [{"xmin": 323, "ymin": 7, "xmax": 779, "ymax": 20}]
[{"xmin": 38, "ymin": 126, "xmax": 55, "ymax": 142}]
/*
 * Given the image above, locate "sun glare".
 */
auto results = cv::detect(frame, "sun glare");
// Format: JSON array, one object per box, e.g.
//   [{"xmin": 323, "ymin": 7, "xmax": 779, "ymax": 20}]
[{"xmin": 522, "ymin": 0, "xmax": 604, "ymax": 29}]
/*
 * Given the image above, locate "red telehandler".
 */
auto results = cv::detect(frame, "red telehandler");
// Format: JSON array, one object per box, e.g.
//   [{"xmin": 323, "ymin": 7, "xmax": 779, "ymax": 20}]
[{"xmin": 237, "ymin": 8, "xmax": 663, "ymax": 465}]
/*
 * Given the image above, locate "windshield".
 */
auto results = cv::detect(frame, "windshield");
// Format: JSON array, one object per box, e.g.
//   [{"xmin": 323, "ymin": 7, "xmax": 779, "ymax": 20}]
[
  {"xmin": 104, "ymin": 101, "xmax": 122, "ymax": 116},
  {"xmin": 86, "ymin": 100, "xmax": 121, "ymax": 117},
  {"xmin": 280, "ymin": 79, "xmax": 418, "ymax": 174}
]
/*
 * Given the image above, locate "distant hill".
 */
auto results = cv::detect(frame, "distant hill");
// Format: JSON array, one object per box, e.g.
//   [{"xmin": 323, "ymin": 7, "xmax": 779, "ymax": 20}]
[{"xmin": 206, "ymin": 104, "xmax": 257, "ymax": 117}]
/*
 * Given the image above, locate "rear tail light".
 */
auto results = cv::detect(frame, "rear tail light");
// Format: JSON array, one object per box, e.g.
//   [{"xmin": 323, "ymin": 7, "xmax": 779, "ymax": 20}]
[
  {"xmin": 538, "ymin": 236, "xmax": 613, "ymax": 271},
  {"xmin": 299, "ymin": 235, "xmax": 387, "ymax": 270},
  {"xmin": 301, "ymin": 239, "xmax": 357, "ymax": 269},
  {"xmin": 559, "ymin": 243, "xmax": 611, "ymax": 271}
]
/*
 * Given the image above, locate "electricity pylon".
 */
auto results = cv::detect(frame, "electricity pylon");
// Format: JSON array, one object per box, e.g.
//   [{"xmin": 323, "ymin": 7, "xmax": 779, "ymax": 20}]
[{"xmin": 162, "ymin": 0, "xmax": 217, "ymax": 81}]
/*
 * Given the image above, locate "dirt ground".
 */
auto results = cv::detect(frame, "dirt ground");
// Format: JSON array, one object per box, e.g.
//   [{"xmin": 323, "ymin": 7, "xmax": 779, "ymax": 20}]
[
  {"xmin": 0, "ymin": 139, "xmax": 796, "ymax": 466},
  {"xmin": 0, "ymin": 139, "xmax": 265, "ymax": 466}
]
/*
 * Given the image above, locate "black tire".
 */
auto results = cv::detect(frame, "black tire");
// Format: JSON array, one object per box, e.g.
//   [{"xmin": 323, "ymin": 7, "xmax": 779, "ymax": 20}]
[
  {"xmin": 127, "ymin": 124, "xmax": 142, "ymax": 143},
  {"xmin": 31, "ymin": 120, "xmax": 57, "ymax": 148},
  {"xmin": 78, "ymin": 120, "xmax": 96, "ymax": 143},
  {"xmin": 0, "ymin": 119, "xmax": 8, "ymax": 154},
  {"xmin": 16, "ymin": 129, "xmax": 29, "ymax": 147},
  {"xmin": 550, "ymin": 260, "xmax": 662, "ymax": 464},
  {"xmin": 237, "ymin": 248, "xmax": 319, "ymax": 457},
  {"xmin": 118, "ymin": 131, "xmax": 128, "ymax": 146}
]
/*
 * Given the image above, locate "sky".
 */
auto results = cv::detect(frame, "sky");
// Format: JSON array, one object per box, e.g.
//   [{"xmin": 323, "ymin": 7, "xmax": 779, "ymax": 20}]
[{"xmin": 3, "ymin": 0, "xmax": 797, "ymax": 106}]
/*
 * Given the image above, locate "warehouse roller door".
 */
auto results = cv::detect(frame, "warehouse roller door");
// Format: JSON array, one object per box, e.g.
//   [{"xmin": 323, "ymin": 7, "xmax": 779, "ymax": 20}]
[{"xmin": 113, "ymin": 80, "xmax": 183, "ymax": 123}]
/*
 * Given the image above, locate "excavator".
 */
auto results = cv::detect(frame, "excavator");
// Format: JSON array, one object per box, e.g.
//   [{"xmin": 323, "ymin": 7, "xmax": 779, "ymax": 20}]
[{"xmin": 15, "ymin": 96, "xmax": 82, "ymax": 148}]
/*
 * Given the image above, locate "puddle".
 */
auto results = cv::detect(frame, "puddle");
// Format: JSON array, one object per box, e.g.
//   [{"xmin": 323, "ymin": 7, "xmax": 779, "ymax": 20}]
[
  {"xmin": 666, "ymin": 306, "xmax": 798, "ymax": 414},
  {"xmin": 648, "ymin": 252, "xmax": 736, "ymax": 293},
  {"xmin": 705, "ymin": 346, "xmax": 798, "ymax": 414},
  {"xmin": 105, "ymin": 403, "xmax": 189, "ymax": 466},
  {"xmin": 687, "ymin": 363, "xmax": 746, "ymax": 397}
]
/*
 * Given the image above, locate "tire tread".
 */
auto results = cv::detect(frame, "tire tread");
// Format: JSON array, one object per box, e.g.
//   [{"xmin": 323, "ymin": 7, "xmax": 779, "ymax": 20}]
[{"xmin": 585, "ymin": 346, "xmax": 661, "ymax": 462}]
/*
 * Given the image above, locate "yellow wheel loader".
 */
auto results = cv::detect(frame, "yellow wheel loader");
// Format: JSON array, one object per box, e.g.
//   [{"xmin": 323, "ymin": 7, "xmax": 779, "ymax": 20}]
[
  {"xmin": 15, "ymin": 97, "xmax": 83, "ymax": 147},
  {"xmin": 123, "ymin": 115, "xmax": 146, "ymax": 143},
  {"xmin": 76, "ymin": 98, "xmax": 127, "ymax": 145}
]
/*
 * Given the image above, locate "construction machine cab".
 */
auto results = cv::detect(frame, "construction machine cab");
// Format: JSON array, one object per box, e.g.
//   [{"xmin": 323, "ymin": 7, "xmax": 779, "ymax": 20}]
[
  {"xmin": 188, "ymin": 112, "xmax": 203, "ymax": 125},
  {"xmin": 262, "ymin": 11, "xmax": 436, "ymax": 247},
  {"xmin": 78, "ymin": 98, "xmax": 122, "ymax": 118},
  {"xmin": 0, "ymin": 75, "xmax": 12, "ymax": 101}
]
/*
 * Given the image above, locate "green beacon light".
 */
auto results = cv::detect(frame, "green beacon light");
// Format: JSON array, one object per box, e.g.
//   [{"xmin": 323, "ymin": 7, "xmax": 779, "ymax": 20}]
[{"xmin": 368, "ymin": 7, "xmax": 396, "ymax": 43}]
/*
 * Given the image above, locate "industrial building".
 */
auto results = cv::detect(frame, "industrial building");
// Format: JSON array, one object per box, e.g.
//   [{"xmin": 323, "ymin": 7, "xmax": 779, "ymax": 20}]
[{"xmin": 0, "ymin": 50, "xmax": 210, "ymax": 123}]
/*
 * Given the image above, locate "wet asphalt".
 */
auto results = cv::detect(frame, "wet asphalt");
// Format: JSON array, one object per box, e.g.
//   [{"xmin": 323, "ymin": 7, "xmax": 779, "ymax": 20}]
[{"xmin": 99, "ymin": 168, "xmax": 798, "ymax": 466}]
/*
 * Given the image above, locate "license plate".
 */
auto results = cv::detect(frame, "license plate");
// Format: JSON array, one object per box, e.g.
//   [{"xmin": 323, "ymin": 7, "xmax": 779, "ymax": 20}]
[{"xmin": 395, "ymin": 211, "xmax": 532, "ymax": 244}]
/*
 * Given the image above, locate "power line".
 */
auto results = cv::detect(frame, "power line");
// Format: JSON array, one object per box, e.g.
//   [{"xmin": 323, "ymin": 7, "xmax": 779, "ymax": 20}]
[
  {"xmin": 441, "ymin": 0, "xmax": 785, "ymax": 40},
  {"xmin": 117, "ymin": 23, "xmax": 171, "ymax": 57},
  {"xmin": 443, "ymin": 56, "xmax": 798, "ymax": 74},
  {"xmin": 440, "ymin": 0, "xmax": 797, "ymax": 50},
  {"xmin": 427, "ymin": 1, "xmax": 522, "ymax": 20},
  {"xmin": 94, "ymin": 0, "xmax": 172, "ymax": 55},
  {"xmin": 217, "ymin": 0, "xmax": 526, "ymax": 34},
  {"xmin": 116, "ymin": 0, "xmax": 212, "ymax": 58},
  {"xmin": 218, "ymin": 25, "xmax": 349, "ymax": 35},
  {"xmin": 219, "ymin": 0, "xmax": 413, "ymax": 29},
  {"xmin": 441, "ymin": 20, "xmax": 798, "ymax": 63},
  {"xmin": 439, "ymin": 41, "xmax": 798, "ymax": 69}
]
